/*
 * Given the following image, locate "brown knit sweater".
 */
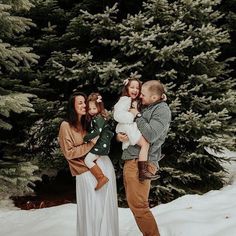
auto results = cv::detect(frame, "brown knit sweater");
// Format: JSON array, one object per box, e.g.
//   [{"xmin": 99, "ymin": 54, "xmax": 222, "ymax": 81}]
[{"xmin": 58, "ymin": 121, "xmax": 94, "ymax": 176}]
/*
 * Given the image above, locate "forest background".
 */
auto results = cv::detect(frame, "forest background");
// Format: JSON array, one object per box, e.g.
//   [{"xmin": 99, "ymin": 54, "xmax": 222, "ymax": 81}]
[{"xmin": 0, "ymin": 0, "xmax": 236, "ymax": 208}]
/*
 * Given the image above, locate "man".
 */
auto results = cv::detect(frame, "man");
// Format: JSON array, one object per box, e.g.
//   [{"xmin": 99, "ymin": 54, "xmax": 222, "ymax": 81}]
[{"xmin": 118, "ymin": 80, "xmax": 171, "ymax": 236}]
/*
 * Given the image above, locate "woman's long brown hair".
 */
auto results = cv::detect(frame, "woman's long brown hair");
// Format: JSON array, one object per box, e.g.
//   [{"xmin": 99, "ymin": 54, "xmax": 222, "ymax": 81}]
[{"xmin": 67, "ymin": 91, "xmax": 87, "ymax": 130}]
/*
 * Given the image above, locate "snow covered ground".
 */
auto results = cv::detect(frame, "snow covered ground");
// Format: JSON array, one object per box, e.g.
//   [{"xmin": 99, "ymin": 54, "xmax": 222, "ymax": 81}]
[{"xmin": 0, "ymin": 149, "xmax": 236, "ymax": 236}]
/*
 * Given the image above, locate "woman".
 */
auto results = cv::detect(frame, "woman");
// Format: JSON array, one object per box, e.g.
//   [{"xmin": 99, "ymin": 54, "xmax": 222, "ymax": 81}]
[{"xmin": 58, "ymin": 91, "xmax": 119, "ymax": 236}]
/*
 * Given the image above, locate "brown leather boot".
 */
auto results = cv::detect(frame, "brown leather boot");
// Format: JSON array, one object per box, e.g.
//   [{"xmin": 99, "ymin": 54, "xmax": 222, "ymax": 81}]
[
  {"xmin": 138, "ymin": 161, "xmax": 160, "ymax": 182},
  {"xmin": 90, "ymin": 164, "xmax": 109, "ymax": 190}
]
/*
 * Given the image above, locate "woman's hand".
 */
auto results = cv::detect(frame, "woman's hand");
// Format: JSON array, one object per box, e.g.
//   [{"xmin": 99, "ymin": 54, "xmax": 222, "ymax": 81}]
[
  {"xmin": 91, "ymin": 136, "xmax": 99, "ymax": 144},
  {"xmin": 117, "ymin": 132, "xmax": 129, "ymax": 142}
]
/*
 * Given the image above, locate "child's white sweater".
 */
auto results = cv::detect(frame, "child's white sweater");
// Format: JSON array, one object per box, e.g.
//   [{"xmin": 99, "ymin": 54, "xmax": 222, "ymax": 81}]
[{"xmin": 113, "ymin": 96, "xmax": 141, "ymax": 150}]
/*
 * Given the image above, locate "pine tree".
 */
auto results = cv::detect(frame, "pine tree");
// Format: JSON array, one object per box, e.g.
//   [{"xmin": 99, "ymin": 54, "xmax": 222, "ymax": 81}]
[
  {"xmin": 0, "ymin": 1, "xmax": 38, "ymax": 129},
  {"xmin": 12, "ymin": 0, "xmax": 76, "ymax": 174},
  {"xmin": 7, "ymin": 0, "xmax": 235, "ymax": 204},
  {"xmin": 220, "ymin": 0, "xmax": 236, "ymax": 78},
  {"xmin": 11, "ymin": 0, "xmax": 122, "ymax": 177},
  {"xmin": 47, "ymin": 0, "xmax": 236, "ymax": 203},
  {"xmin": 0, "ymin": 0, "xmax": 40, "ymax": 200},
  {"xmin": 219, "ymin": 0, "xmax": 236, "ymax": 130}
]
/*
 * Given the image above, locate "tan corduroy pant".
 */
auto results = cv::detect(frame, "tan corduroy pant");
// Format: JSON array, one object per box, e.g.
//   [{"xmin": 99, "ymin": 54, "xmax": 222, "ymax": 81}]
[{"xmin": 123, "ymin": 159, "xmax": 160, "ymax": 236}]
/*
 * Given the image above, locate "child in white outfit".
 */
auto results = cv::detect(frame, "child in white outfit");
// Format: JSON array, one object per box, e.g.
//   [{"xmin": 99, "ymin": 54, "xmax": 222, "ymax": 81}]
[
  {"xmin": 114, "ymin": 96, "xmax": 141, "ymax": 150},
  {"xmin": 114, "ymin": 76, "xmax": 159, "ymax": 181}
]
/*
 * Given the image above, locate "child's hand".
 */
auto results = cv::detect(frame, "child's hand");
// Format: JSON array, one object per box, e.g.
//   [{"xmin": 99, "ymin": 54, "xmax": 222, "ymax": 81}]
[
  {"xmin": 131, "ymin": 100, "xmax": 138, "ymax": 109},
  {"xmin": 91, "ymin": 136, "xmax": 99, "ymax": 144},
  {"xmin": 117, "ymin": 133, "xmax": 129, "ymax": 142},
  {"xmin": 129, "ymin": 108, "xmax": 139, "ymax": 117}
]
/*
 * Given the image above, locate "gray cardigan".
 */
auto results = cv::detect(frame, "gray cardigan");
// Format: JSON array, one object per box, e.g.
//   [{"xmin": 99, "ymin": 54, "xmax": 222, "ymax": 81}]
[{"xmin": 121, "ymin": 101, "xmax": 171, "ymax": 167}]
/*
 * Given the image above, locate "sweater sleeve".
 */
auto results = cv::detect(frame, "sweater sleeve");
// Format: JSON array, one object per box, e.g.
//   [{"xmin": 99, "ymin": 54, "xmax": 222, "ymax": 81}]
[
  {"xmin": 136, "ymin": 105, "xmax": 171, "ymax": 143},
  {"xmin": 83, "ymin": 116, "xmax": 105, "ymax": 142},
  {"xmin": 113, "ymin": 96, "xmax": 134, "ymax": 124},
  {"xmin": 58, "ymin": 121, "xmax": 94, "ymax": 160}
]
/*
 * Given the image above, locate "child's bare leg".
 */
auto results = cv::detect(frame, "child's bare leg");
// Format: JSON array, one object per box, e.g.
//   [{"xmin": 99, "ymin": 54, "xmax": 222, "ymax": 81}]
[
  {"xmin": 84, "ymin": 152, "xmax": 109, "ymax": 190},
  {"xmin": 136, "ymin": 136, "xmax": 149, "ymax": 161},
  {"xmin": 136, "ymin": 136, "xmax": 159, "ymax": 181},
  {"xmin": 84, "ymin": 152, "xmax": 99, "ymax": 168}
]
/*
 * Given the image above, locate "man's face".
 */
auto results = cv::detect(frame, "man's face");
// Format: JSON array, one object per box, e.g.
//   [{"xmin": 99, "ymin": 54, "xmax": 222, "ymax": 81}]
[{"xmin": 140, "ymin": 85, "xmax": 153, "ymax": 105}]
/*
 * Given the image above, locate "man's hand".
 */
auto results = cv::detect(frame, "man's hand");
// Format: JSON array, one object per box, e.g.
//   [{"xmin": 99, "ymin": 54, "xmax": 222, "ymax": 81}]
[{"xmin": 117, "ymin": 132, "xmax": 129, "ymax": 142}]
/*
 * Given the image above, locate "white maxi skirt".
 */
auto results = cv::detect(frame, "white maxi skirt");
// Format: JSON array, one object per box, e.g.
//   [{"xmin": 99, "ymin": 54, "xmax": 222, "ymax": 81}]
[{"xmin": 76, "ymin": 155, "xmax": 119, "ymax": 236}]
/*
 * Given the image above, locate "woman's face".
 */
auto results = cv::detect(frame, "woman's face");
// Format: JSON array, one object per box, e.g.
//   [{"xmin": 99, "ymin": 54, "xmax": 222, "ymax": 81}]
[
  {"xmin": 128, "ymin": 80, "xmax": 140, "ymax": 100},
  {"xmin": 74, "ymin": 95, "xmax": 86, "ymax": 116}
]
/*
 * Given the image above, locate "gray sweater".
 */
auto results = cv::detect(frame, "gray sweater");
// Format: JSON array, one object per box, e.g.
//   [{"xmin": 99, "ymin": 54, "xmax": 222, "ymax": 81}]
[{"xmin": 121, "ymin": 101, "xmax": 171, "ymax": 167}]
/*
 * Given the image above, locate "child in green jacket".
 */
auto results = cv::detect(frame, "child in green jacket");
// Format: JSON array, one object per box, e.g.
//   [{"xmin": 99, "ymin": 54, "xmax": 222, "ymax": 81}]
[{"xmin": 83, "ymin": 92, "xmax": 113, "ymax": 191}]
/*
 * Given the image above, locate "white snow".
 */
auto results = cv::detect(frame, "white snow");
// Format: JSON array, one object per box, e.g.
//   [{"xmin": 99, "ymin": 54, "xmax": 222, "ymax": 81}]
[{"xmin": 0, "ymin": 149, "xmax": 236, "ymax": 236}]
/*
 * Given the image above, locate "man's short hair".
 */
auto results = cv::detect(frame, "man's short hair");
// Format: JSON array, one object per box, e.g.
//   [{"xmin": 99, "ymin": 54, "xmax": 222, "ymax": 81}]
[{"xmin": 143, "ymin": 80, "xmax": 165, "ymax": 96}]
